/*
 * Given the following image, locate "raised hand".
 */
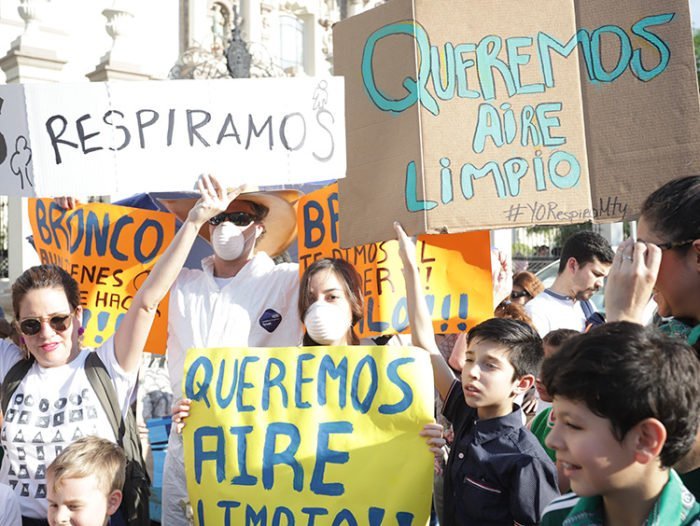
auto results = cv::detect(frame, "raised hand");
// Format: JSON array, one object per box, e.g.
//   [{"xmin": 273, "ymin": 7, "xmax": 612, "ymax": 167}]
[
  {"xmin": 605, "ymin": 238, "xmax": 661, "ymax": 323},
  {"xmin": 394, "ymin": 221, "xmax": 419, "ymax": 270},
  {"xmin": 187, "ymin": 174, "xmax": 245, "ymax": 226}
]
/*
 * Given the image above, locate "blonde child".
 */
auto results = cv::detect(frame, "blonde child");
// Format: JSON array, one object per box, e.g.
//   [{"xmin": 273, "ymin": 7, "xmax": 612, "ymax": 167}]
[{"xmin": 46, "ymin": 436, "xmax": 125, "ymax": 526}]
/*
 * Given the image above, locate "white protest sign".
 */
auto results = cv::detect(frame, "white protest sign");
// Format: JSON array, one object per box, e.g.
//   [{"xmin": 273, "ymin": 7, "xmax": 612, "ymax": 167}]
[{"xmin": 0, "ymin": 78, "xmax": 344, "ymax": 197}]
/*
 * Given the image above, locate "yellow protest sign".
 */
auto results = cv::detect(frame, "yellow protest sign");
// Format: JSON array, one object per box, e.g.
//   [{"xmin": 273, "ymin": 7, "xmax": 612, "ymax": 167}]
[
  {"xmin": 183, "ymin": 346, "xmax": 434, "ymax": 526},
  {"xmin": 28, "ymin": 199, "xmax": 175, "ymax": 354},
  {"xmin": 298, "ymin": 183, "xmax": 493, "ymax": 337}
]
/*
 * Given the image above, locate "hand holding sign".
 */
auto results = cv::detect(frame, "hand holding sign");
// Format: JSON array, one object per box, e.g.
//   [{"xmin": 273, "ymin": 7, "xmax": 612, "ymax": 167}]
[{"xmin": 172, "ymin": 398, "xmax": 192, "ymax": 434}]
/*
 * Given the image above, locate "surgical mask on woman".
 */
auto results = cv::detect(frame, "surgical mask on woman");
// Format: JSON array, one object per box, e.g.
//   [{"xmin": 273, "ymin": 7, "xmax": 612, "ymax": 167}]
[
  {"xmin": 211, "ymin": 222, "xmax": 246, "ymax": 261},
  {"xmin": 304, "ymin": 300, "xmax": 352, "ymax": 345}
]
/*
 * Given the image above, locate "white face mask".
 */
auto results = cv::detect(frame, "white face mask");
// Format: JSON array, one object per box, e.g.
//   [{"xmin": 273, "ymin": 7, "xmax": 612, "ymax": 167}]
[
  {"xmin": 211, "ymin": 222, "xmax": 246, "ymax": 261},
  {"xmin": 304, "ymin": 301, "xmax": 352, "ymax": 345}
]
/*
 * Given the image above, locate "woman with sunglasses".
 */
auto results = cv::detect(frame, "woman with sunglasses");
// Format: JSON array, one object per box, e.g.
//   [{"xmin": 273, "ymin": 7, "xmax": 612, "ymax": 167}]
[
  {"xmin": 509, "ymin": 271, "xmax": 544, "ymax": 306},
  {"xmin": 605, "ymin": 175, "xmax": 700, "ymax": 500},
  {"xmin": 0, "ymin": 174, "xmax": 238, "ymax": 525}
]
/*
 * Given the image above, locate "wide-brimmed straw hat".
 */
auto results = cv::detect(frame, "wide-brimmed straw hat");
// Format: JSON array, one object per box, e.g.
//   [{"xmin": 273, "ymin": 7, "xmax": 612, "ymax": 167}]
[{"xmin": 157, "ymin": 188, "xmax": 302, "ymax": 257}]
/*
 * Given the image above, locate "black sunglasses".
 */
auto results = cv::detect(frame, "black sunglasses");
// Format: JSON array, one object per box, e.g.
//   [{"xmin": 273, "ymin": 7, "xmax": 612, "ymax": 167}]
[
  {"xmin": 510, "ymin": 290, "xmax": 531, "ymax": 300},
  {"xmin": 19, "ymin": 312, "xmax": 74, "ymax": 336},
  {"xmin": 208, "ymin": 211, "xmax": 256, "ymax": 227},
  {"xmin": 655, "ymin": 239, "xmax": 696, "ymax": 251}
]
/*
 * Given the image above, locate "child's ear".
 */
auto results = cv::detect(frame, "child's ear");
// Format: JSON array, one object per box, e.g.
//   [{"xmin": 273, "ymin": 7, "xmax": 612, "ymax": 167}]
[
  {"xmin": 513, "ymin": 374, "xmax": 535, "ymax": 395},
  {"xmin": 106, "ymin": 489, "xmax": 122, "ymax": 516},
  {"xmin": 632, "ymin": 418, "xmax": 667, "ymax": 465}
]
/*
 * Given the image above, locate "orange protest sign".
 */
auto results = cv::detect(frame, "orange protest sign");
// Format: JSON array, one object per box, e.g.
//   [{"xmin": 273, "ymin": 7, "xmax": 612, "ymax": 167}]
[
  {"xmin": 28, "ymin": 199, "xmax": 176, "ymax": 354},
  {"xmin": 298, "ymin": 184, "xmax": 493, "ymax": 336}
]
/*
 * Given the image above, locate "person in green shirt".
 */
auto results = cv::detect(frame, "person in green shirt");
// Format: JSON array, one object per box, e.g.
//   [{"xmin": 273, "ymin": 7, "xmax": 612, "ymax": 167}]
[
  {"xmin": 540, "ymin": 323, "xmax": 700, "ymax": 526},
  {"xmin": 530, "ymin": 329, "xmax": 578, "ymax": 493}
]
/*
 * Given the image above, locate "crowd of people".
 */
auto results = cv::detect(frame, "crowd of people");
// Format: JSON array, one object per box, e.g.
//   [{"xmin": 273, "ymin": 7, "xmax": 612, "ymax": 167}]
[{"xmin": 0, "ymin": 174, "xmax": 698, "ymax": 526}]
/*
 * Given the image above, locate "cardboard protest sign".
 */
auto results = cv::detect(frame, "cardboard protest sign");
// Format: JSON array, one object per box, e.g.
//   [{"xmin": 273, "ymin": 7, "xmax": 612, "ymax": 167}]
[
  {"xmin": 183, "ymin": 345, "xmax": 434, "ymax": 526},
  {"xmin": 28, "ymin": 199, "xmax": 175, "ymax": 354},
  {"xmin": 333, "ymin": 0, "xmax": 700, "ymax": 246},
  {"xmin": 298, "ymin": 183, "xmax": 493, "ymax": 336},
  {"xmin": 0, "ymin": 77, "xmax": 345, "ymax": 197}
]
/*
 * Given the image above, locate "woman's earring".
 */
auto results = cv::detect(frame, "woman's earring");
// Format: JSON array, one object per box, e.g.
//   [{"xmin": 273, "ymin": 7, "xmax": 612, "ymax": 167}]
[{"xmin": 78, "ymin": 327, "xmax": 85, "ymax": 337}]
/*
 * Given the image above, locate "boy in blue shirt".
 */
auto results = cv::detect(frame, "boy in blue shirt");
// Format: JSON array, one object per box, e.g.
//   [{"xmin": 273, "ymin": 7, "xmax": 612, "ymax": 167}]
[
  {"xmin": 396, "ymin": 223, "xmax": 559, "ymax": 526},
  {"xmin": 541, "ymin": 322, "xmax": 700, "ymax": 525}
]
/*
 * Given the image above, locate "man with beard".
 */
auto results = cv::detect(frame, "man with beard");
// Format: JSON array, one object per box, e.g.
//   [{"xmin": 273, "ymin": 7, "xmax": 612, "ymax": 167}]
[{"xmin": 525, "ymin": 231, "xmax": 614, "ymax": 337}]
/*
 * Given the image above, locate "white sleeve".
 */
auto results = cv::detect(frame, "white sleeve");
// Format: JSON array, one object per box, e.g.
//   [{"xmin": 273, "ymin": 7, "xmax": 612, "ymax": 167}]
[
  {"xmin": 94, "ymin": 337, "xmax": 139, "ymax": 418},
  {"xmin": 0, "ymin": 339, "xmax": 23, "ymax": 381},
  {"xmin": 0, "ymin": 483, "xmax": 21, "ymax": 526}
]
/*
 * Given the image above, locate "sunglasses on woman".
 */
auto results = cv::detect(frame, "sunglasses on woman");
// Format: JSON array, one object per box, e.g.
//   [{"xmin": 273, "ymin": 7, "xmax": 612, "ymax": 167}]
[
  {"xmin": 208, "ymin": 211, "xmax": 256, "ymax": 227},
  {"xmin": 510, "ymin": 290, "xmax": 531, "ymax": 300},
  {"xmin": 18, "ymin": 312, "xmax": 75, "ymax": 336}
]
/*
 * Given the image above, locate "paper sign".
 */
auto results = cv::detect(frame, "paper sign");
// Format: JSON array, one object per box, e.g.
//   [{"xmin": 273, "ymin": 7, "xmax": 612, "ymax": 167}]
[
  {"xmin": 333, "ymin": 0, "xmax": 700, "ymax": 246},
  {"xmin": 0, "ymin": 78, "xmax": 345, "ymax": 197},
  {"xmin": 298, "ymin": 183, "xmax": 493, "ymax": 336},
  {"xmin": 183, "ymin": 346, "xmax": 434, "ymax": 526},
  {"xmin": 28, "ymin": 199, "xmax": 175, "ymax": 354}
]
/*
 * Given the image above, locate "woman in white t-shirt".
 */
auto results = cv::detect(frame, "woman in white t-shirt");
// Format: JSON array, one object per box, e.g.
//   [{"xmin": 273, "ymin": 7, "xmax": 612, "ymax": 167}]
[{"xmin": 0, "ymin": 175, "xmax": 239, "ymax": 525}]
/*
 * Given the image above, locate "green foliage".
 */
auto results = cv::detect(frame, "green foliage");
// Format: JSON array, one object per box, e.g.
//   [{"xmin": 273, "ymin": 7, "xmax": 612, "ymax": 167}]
[
  {"xmin": 524, "ymin": 222, "xmax": 594, "ymax": 251},
  {"xmin": 512, "ymin": 242, "xmax": 531, "ymax": 257}
]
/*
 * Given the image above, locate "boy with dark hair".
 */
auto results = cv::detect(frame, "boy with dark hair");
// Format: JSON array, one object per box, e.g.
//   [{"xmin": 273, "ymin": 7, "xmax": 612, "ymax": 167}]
[
  {"xmin": 541, "ymin": 322, "xmax": 700, "ymax": 525},
  {"xmin": 526, "ymin": 231, "xmax": 614, "ymax": 336},
  {"xmin": 395, "ymin": 223, "xmax": 559, "ymax": 526}
]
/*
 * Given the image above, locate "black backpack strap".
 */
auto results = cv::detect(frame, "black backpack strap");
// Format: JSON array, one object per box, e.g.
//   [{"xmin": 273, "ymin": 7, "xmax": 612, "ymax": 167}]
[
  {"xmin": 84, "ymin": 352, "xmax": 151, "ymax": 526},
  {"xmin": 1, "ymin": 357, "xmax": 35, "ymax": 415},
  {"xmin": 83, "ymin": 351, "xmax": 146, "ymax": 460},
  {"xmin": 84, "ymin": 352, "xmax": 125, "ymax": 444}
]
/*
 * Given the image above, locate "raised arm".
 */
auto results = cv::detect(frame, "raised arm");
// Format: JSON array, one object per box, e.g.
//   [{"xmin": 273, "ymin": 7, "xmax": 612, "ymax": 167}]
[
  {"xmin": 394, "ymin": 222, "xmax": 456, "ymax": 400},
  {"xmin": 113, "ymin": 174, "xmax": 242, "ymax": 373}
]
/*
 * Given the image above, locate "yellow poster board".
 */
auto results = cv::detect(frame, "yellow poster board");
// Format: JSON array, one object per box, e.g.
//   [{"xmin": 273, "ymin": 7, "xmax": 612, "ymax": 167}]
[
  {"xmin": 298, "ymin": 183, "xmax": 493, "ymax": 336},
  {"xmin": 28, "ymin": 198, "xmax": 175, "ymax": 354},
  {"xmin": 183, "ymin": 346, "xmax": 434, "ymax": 526}
]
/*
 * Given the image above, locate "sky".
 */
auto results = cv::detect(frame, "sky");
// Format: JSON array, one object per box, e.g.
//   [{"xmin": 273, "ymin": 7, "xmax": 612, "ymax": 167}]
[{"xmin": 692, "ymin": 0, "xmax": 700, "ymax": 29}]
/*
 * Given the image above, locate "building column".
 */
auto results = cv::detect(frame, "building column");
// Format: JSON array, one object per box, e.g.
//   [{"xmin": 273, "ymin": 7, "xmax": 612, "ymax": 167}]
[
  {"xmin": 241, "ymin": 0, "xmax": 262, "ymax": 44},
  {"xmin": 86, "ymin": 1, "xmax": 152, "ymax": 82},
  {"xmin": 0, "ymin": 0, "xmax": 67, "ymax": 282}
]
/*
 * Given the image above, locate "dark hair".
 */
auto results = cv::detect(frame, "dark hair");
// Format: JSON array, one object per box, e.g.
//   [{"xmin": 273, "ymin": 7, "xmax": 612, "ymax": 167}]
[
  {"xmin": 543, "ymin": 328, "xmax": 579, "ymax": 348},
  {"xmin": 557, "ymin": 230, "xmax": 614, "ymax": 274},
  {"xmin": 494, "ymin": 301, "xmax": 533, "ymax": 326},
  {"xmin": 640, "ymin": 176, "xmax": 700, "ymax": 246},
  {"xmin": 542, "ymin": 322, "xmax": 700, "ymax": 467},
  {"xmin": 242, "ymin": 200, "xmax": 270, "ymax": 222},
  {"xmin": 237, "ymin": 199, "xmax": 270, "ymax": 240},
  {"xmin": 12, "ymin": 265, "xmax": 81, "ymax": 319},
  {"xmin": 299, "ymin": 258, "xmax": 364, "ymax": 346},
  {"xmin": 467, "ymin": 318, "xmax": 543, "ymax": 379},
  {"xmin": 512, "ymin": 271, "xmax": 544, "ymax": 298}
]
